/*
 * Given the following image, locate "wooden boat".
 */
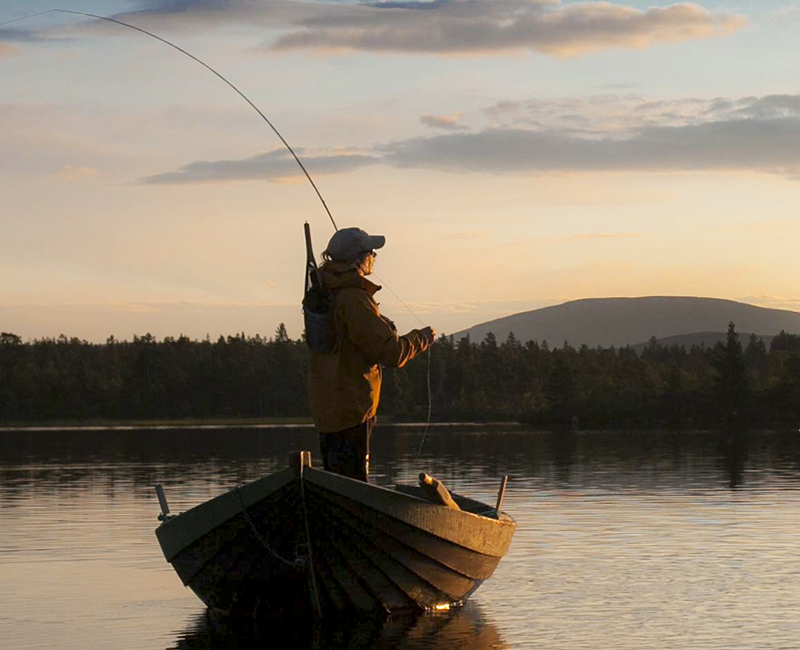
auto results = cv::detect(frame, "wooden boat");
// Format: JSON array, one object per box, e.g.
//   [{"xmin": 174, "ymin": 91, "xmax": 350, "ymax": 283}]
[{"xmin": 155, "ymin": 451, "xmax": 515, "ymax": 617}]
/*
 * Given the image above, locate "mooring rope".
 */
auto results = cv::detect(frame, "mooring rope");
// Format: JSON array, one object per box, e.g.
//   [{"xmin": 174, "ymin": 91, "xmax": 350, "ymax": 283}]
[{"xmin": 233, "ymin": 485, "xmax": 304, "ymax": 570}]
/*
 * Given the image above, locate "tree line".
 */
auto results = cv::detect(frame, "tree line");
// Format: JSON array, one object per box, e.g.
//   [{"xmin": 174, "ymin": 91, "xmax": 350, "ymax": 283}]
[{"xmin": 1, "ymin": 323, "xmax": 799, "ymax": 427}]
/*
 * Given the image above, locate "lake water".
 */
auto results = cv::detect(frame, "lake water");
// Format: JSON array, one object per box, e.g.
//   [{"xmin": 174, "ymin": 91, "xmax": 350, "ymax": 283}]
[{"xmin": 2, "ymin": 425, "xmax": 800, "ymax": 649}]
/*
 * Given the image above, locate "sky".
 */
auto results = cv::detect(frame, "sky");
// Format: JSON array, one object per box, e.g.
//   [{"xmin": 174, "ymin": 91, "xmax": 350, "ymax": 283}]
[{"xmin": 1, "ymin": 0, "xmax": 800, "ymax": 342}]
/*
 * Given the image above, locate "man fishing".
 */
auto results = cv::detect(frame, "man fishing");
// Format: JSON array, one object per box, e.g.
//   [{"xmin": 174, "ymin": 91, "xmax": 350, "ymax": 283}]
[{"xmin": 308, "ymin": 227, "xmax": 436, "ymax": 482}]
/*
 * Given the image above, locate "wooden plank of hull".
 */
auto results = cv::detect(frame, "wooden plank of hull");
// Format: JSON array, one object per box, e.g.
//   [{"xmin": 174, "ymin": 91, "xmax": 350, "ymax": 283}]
[
  {"xmin": 312, "ymin": 552, "xmax": 350, "ymax": 613},
  {"xmin": 304, "ymin": 468, "xmax": 515, "ymax": 558},
  {"xmin": 317, "ymin": 527, "xmax": 414, "ymax": 612},
  {"xmin": 170, "ymin": 483, "xmax": 301, "ymax": 586},
  {"xmin": 180, "ymin": 488, "xmax": 307, "ymax": 610},
  {"xmin": 313, "ymin": 487, "xmax": 501, "ymax": 580},
  {"xmin": 211, "ymin": 536, "xmax": 307, "ymax": 614},
  {"xmin": 169, "ymin": 513, "xmax": 249, "ymax": 586},
  {"xmin": 186, "ymin": 535, "xmax": 251, "ymax": 609},
  {"xmin": 330, "ymin": 526, "xmax": 453, "ymax": 610},
  {"xmin": 156, "ymin": 468, "xmax": 295, "ymax": 562},
  {"xmin": 311, "ymin": 534, "xmax": 381, "ymax": 613},
  {"xmin": 306, "ymin": 498, "xmax": 456, "ymax": 610},
  {"xmin": 187, "ymin": 523, "xmax": 307, "ymax": 612},
  {"xmin": 310, "ymin": 490, "xmax": 477, "ymax": 601}
]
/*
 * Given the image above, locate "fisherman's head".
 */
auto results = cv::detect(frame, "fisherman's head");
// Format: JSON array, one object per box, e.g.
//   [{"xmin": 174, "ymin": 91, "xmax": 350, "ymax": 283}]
[{"xmin": 323, "ymin": 227, "xmax": 385, "ymax": 276}]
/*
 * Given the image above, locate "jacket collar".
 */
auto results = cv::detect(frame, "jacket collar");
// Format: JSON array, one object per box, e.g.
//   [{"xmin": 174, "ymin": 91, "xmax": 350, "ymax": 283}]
[{"xmin": 320, "ymin": 261, "xmax": 381, "ymax": 296}]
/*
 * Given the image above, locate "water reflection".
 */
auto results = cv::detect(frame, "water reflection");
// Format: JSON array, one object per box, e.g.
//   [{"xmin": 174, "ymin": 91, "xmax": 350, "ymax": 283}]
[
  {"xmin": 717, "ymin": 427, "xmax": 749, "ymax": 489},
  {"xmin": 3, "ymin": 427, "xmax": 800, "ymax": 494},
  {"xmin": 4, "ymin": 426, "xmax": 800, "ymax": 650},
  {"xmin": 171, "ymin": 603, "xmax": 505, "ymax": 650}
]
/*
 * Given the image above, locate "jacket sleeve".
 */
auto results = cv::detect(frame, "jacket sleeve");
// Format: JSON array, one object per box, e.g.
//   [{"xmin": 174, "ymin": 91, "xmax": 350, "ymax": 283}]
[{"xmin": 341, "ymin": 289, "xmax": 429, "ymax": 367}]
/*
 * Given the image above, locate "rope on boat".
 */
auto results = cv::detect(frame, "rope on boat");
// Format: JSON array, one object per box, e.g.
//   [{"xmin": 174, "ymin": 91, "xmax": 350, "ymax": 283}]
[{"xmin": 233, "ymin": 485, "xmax": 305, "ymax": 570}]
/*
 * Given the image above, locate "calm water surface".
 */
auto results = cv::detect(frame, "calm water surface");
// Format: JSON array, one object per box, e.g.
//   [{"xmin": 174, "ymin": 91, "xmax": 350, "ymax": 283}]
[{"xmin": 2, "ymin": 426, "xmax": 800, "ymax": 649}]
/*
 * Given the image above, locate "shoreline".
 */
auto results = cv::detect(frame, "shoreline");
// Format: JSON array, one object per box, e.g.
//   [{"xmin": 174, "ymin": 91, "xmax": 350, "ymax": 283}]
[{"xmin": 0, "ymin": 418, "xmax": 526, "ymax": 432}]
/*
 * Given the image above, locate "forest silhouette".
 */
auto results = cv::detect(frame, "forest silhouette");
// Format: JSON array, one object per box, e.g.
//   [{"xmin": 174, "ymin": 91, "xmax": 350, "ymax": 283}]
[{"xmin": 1, "ymin": 323, "xmax": 799, "ymax": 427}]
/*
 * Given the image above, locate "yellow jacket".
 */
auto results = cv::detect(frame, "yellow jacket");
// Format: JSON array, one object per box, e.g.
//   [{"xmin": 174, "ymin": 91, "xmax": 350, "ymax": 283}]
[{"xmin": 308, "ymin": 262, "xmax": 430, "ymax": 432}]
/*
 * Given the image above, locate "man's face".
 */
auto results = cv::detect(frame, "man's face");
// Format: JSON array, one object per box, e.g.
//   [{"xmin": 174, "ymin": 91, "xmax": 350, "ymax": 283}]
[{"xmin": 358, "ymin": 250, "xmax": 377, "ymax": 276}]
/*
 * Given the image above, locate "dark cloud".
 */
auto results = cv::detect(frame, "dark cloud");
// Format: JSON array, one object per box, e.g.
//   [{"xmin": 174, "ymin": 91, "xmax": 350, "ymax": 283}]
[
  {"xmin": 383, "ymin": 118, "xmax": 800, "ymax": 175},
  {"xmin": 139, "ymin": 94, "xmax": 800, "ymax": 183},
  {"xmin": 104, "ymin": 0, "xmax": 746, "ymax": 57},
  {"xmin": 270, "ymin": 0, "xmax": 746, "ymax": 56},
  {"xmin": 0, "ymin": 22, "xmax": 64, "ymax": 49},
  {"xmin": 484, "ymin": 94, "xmax": 800, "ymax": 135},
  {"xmin": 138, "ymin": 147, "xmax": 379, "ymax": 184}
]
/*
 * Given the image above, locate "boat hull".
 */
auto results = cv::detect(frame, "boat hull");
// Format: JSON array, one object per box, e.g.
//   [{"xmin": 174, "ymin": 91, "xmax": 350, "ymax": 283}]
[{"xmin": 156, "ymin": 464, "xmax": 515, "ymax": 616}]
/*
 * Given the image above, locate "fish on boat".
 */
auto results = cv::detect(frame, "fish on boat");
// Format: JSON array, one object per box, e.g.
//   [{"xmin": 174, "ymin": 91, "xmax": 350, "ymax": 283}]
[{"xmin": 154, "ymin": 451, "xmax": 516, "ymax": 617}]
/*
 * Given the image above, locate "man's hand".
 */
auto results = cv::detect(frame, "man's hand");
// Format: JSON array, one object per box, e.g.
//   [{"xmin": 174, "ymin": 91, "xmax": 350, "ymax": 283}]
[{"xmin": 421, "ymin": 326, "xmax": 437, "ymax": 346}]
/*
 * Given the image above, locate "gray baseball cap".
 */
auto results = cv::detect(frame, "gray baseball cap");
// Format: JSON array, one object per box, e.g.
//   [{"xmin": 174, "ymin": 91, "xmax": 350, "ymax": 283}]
[{"xmin": 325, "ymin": 227, "xmax": 385, "ymax": 262}]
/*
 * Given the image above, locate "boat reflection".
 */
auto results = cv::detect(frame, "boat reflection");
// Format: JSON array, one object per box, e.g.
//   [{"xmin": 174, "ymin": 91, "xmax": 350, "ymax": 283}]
[{"xmin": 169, "ymin": 602, "xmax": 507, "ymax": 650}]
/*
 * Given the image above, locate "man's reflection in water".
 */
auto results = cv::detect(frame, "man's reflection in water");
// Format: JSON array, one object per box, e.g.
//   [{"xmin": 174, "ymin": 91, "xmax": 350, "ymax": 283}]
[
  {"xmin": 169, "ymin": 602, "xmax": 507, "ymax": 650},
  {"xmin": 719, "ymin": 427, "xmax": 749, "ymax": 489}
]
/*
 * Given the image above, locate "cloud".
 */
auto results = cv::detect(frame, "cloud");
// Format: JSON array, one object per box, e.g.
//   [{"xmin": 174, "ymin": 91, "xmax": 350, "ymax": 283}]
[
  {"xmin": 109, "ymin": 0, "xmax": 745, "ymax": 58},
  {"xmin": 420, "ymin": 110, "xmax": 468, "ymax": 130},
  {"xmin": 0, "ymin": 42, "xmax": 19, "ymax": 57},
  {"xmin": 139, "ymin": 147, "xmax": 380, "ymax": 184},
  {"xmin": 0, "ymin": 13, "xmax": 77, "ymax": 46},
  {"xmin": 769, "ymin": 4, "xmax": 800, "ymax": 22},
  {"xmin": 140, "ymin": 93, "xmax": 800, "ymax": 182},
  {"xmin": 59, "ymin": 165, "xmax": 101, "ymax": 181},
  {"xmin": 270, "ymin": 0, "xmax": 746, "ymax": 57},
  {"xmin": 383, "ymin": 117, "xmax": 800, "ymax": 175},
  {"xmin": 483, "ymin": 94, "xmax": 800, "ymax": 135}
]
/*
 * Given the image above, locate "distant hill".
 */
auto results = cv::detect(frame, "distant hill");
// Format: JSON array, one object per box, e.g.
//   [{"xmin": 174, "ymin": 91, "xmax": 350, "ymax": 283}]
[{"xmin": 452, "ymin": 297, "xmax": 800, "ymax": 348}]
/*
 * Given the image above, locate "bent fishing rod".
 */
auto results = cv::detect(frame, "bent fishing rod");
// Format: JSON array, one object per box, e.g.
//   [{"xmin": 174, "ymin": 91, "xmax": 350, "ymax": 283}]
[{"xmin": 2, "ymin": 8, "xmax": 338, "ymax": 232}]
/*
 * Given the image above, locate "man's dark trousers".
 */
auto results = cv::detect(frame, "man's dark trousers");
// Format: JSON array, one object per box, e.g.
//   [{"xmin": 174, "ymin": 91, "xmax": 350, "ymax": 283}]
[{"xmin": 319, "ymin": 417, "xmax": 376, "ymax": 482}]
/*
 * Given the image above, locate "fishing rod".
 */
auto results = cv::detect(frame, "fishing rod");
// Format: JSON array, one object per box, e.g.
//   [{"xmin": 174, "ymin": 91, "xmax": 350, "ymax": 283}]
[{"xmin": 1, "ymin": 8, "xmax": 338, "ymax": 231}]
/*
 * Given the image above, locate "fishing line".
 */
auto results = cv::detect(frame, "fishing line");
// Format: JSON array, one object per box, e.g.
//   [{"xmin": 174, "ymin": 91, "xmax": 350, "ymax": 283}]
[
  {"xmin": 374, "ymin": 275, "xmax": 434, "ymax": 457},
  {"xmin": 5, "ymin": 7, "xmax": 435, "ymax": 449}
]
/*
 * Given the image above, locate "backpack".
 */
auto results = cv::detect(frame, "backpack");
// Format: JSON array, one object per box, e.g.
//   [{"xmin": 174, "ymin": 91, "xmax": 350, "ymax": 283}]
[{"xmin": 302, "ymin": 222, "xmax": 337, "ymax": 353}]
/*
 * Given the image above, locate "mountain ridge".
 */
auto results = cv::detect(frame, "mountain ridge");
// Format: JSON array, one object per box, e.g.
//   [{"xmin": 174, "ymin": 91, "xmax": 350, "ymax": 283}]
[{"xmin": 452, "ymin": 296, "xmax": 800, "ymax": 348}]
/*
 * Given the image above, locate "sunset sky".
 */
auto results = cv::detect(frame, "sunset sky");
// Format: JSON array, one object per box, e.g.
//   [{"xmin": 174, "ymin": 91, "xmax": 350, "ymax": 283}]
[{"xmin": 2, "ymin": 0, "xmax": 799, "ymax": 342}]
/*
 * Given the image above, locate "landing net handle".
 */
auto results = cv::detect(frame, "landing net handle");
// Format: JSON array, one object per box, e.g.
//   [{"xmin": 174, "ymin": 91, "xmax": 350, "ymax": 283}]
[{"xmin": 304, "ymin": 222, "xmax": 325, "ymax": 295}]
